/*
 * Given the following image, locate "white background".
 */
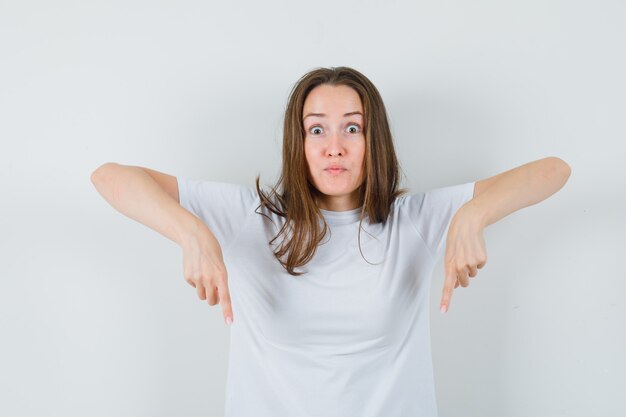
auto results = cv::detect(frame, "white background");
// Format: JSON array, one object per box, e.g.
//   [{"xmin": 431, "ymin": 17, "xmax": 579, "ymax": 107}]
[{"xmin": 1, "ymin": 0, "xmax": 624, "ymax": 416}]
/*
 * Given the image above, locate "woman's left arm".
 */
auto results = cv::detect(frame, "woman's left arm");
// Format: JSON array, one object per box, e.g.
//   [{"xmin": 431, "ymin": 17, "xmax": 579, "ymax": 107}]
[{"xmin": 440, "ymin": 156, "xmax": 572, "ymax": 314}]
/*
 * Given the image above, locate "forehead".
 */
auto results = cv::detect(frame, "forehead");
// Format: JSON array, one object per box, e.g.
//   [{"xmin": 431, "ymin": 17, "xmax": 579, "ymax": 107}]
[{"xmin": 302, "ymin": 84, "xmax": 363, "ymax": 117}]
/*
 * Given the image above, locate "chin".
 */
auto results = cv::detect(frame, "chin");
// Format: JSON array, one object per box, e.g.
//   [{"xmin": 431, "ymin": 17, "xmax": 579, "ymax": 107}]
[{"xmin": 319, "ymin": 186, "xmax": 358, "ymax": 196}]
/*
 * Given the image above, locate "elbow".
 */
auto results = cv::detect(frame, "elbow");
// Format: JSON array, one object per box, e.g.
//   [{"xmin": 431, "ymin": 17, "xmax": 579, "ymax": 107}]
[
  {"xmin": 545, "ymin": 156, "xmax": 572, "ymax": 179},
  {"xmin": 556, "ymin": 158, "xmax": 572, "ymax": 180},
  {"xmin": 545, "ymin": 157, "xmax": 572, "ymax": 191},
  {"xmin": 91, "ymin": 162, "xmax": 119, "ymax": 185}
]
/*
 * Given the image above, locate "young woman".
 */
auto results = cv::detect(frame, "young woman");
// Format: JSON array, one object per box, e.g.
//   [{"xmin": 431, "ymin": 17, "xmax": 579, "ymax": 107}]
[{"xmin": 91, "ymin": 66, "xmax": 571, "ymax": 416}]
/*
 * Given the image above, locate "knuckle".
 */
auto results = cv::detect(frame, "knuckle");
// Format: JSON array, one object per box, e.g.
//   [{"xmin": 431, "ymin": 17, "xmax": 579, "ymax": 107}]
[
  {"xmin": 220, "ymin": 287, "xmax": 231, "ymax": 298},
  {"xmin": 217, "ymin": 265, "xmax": 228, "ymax": 279}
]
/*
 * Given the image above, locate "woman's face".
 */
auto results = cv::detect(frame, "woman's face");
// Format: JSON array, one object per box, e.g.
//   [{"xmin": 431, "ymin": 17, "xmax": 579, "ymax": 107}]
[{"xmin": 303, "ymin": 84, "xmax": 366, "ymax": 211}]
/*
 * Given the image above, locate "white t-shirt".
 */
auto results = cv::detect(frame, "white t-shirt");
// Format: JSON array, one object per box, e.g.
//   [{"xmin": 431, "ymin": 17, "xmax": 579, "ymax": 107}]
[{"xmin": 177, "ymin": 177, "xmax": 476, "ymax": 417}]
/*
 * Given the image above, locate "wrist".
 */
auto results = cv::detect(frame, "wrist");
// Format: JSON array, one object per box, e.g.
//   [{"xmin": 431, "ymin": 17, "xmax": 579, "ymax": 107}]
[
  {"xmin": 177, "ymin": 212, "xmax": 209, "ymax": 246},
  {"xmin": 456, "ymin": 201, "xmax": 488, "ymax": 231}
]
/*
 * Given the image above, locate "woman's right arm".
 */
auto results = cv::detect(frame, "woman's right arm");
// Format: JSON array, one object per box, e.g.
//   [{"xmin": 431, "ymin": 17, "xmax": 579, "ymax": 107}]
[
  {"xmin": 90, "ymin": 162, "xmax": 201, "ymax": 246},
  {"xmin": 90, "ymin": 162, "xmax": 234, "ymax": 325}
]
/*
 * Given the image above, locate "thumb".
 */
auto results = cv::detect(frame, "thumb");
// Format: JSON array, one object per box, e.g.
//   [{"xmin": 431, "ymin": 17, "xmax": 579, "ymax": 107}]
[
  {"xmin": 441, "ymin": 263, "xmax": 456, "ymax": 314},
  {"xmin": 217, "ymin": 280, "xmax": 234, "ymax": 325}
]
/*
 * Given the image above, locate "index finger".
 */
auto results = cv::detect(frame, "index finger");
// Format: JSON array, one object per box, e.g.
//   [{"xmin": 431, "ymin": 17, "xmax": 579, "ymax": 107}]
[
  {"xmin": 440, "ymin": 262, "xmax": 457, "ymax": 314},
  {"xmin": 216, "ymin": 278, "xmax": 234, "ymax": 325}
]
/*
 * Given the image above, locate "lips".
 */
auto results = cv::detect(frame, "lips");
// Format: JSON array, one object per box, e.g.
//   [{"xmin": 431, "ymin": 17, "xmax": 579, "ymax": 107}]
[
  {"xmin": 325, "ymin": 167, "xmax": 346, "ymax": 174},
  {"xmin": 325, "ymin": 165, "xmax": 346, "ymax": 171}
]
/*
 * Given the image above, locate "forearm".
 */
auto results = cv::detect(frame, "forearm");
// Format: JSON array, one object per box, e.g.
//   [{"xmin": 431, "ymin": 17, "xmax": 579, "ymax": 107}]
[
  {"xmin": 91, "ymin": 164, "xmax": 205, "ymax": 246},
  {"xmin": 463, "ymin": 157, "xmax": 571, "ymax": 229}
]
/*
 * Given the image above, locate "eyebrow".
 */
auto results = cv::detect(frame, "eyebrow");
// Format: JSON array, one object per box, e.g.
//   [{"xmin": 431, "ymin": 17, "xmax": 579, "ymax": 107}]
[{"xmin": 303, "ymin": 111, "xmax": 363, "ymax": 120}]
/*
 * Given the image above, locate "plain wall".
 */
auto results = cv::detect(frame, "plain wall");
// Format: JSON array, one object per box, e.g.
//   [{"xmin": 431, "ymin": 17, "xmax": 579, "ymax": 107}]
[{"xmin": 1, "ymin": 0, "xmax": 624, "ymax": 416}]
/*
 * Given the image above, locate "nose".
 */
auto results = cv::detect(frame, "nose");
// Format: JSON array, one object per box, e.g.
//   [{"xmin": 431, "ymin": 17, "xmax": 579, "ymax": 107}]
[{"xmin": 326, "ymin": 129, "xmax": 345, "ymax": 157}]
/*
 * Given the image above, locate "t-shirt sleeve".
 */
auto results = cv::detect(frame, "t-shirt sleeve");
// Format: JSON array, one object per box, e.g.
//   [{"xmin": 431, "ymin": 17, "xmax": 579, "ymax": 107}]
[
  {"xmin": 176, "ymin": 176, "xmax": 259, "ymax": 254},
  {"xmin": 403, "ymin": 181, "xmax": 476, "ymax": 260}
]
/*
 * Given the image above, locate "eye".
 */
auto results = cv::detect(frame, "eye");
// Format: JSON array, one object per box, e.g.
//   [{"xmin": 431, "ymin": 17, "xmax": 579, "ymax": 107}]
[
  {"xmin": 346, "ymin": 123, "xmax": 361, "ymax": 134},
  {"xmin": 309, "ymin": 126, "xmax": 323, "ymax": 135}
]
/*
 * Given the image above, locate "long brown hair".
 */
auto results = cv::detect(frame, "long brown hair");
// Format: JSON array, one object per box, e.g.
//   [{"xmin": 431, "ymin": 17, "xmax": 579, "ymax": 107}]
[{"xmin": 254, "ymin": 66, "xmax": 409, "ymax": 276}]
